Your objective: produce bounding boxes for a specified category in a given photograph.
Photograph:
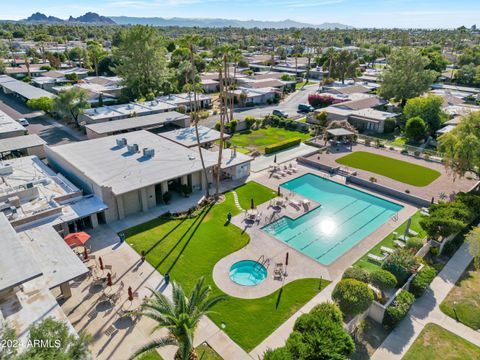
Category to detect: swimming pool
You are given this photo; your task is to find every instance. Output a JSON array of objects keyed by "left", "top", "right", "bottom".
[
  {"left": 229, "top": 260, "right": 268, "bottom": 286},
  {"left": 262, "top": 174, "right": 403, "bottom": 265}
]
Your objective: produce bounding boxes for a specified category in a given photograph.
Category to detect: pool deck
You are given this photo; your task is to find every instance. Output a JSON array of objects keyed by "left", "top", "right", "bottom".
[{"left": 213, "top": 162, "right": 417, "bottom": 299}]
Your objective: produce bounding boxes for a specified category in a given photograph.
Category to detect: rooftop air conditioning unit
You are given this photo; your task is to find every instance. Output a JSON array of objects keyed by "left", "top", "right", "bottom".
[
  {"left": 143, "top": 148, "right": 155, "bottom": 158},
  {"left": 127, "top": 104, "right": 134, "bottom": 110},
  {"left": 116, "top": 138, "right": 127, "bottom": 147},
  {"left": 127, "top": 143, "right": 139, "bottom": 153},
  {"left": 0, "top": 164, "right": 13, "bottom": 176}
]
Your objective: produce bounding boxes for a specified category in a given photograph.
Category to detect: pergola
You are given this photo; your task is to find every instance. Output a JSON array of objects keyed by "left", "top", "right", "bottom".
[{"left": 325, "top": 128, "right": 356, "bottom": 150}]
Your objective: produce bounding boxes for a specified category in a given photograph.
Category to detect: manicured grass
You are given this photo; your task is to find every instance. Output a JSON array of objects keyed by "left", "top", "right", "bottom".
[
  {"left": 440, "top": 263, "right": 480, "bottom": 330},
  {"left": 228, "top": 127, "right": 310, "bottom": 154},
  {"left": 295, "top": 81, "right": 308, "bottom": 89},
  {"left": 138, "top": 351, "right": 163, "bottom": 360},
  {"left": 402, "top": 323, "right": 480, "bottom": 360},
  {"left": 125, "top": 181, "right": 327, "bottom": 351},
  {"left": 354, "top": 211, "right": 426, "bottom": 273},
  {"left": 197, "top": 343, "right": 222, "bottom": 360},
  {"left": 336, "top": 151, "right": 441, "bottom": 187}
]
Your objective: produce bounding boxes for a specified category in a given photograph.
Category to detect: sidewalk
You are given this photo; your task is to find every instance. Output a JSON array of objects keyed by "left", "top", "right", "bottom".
[
  {"left": 41, "top": 116, "right": 86, "bottom": 141},
  {"left": 371, "top": 242, "right": 475, "bottom": 359}
]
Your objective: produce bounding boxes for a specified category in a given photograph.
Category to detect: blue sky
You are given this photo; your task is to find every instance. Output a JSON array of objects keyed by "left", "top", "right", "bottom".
[{"left": 2, "top": 0, "right": 479, "bottom": 28}]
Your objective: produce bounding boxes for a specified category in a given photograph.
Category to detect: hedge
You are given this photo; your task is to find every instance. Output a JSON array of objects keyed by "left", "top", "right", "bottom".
[
  {"left": 409, "top": 265, "right": 437, "bottom": 298},
  {"left": 265, "top": 138, "right": 302, "bottom": 154},
  {"left": 383, "top": 290, "right": 415, "bottom": 329},
  {"left": 342, "top": 267, "right": 370, "bottom": 283}
]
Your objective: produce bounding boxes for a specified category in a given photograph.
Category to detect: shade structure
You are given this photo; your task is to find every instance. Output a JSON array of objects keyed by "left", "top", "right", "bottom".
[
  {"left": 83, "top": 247, "right": 89, "bottom": 260},
  {"left": 128, "top": 286, "right": 133, "bottom": 301},
  {"left": 99, "top": 256, "right": 104, "bottom": 270},
  {"left": 107, "top": 273, "right": 112, "bottom": 286},
  {"left": 285, "top": 252, "right": 289, "bottom": 266},
  {"left": 64, "top": 232, "right": 91, "bottom": 247},
  {"left": 251, "top": 198, "right": 255, "bottom": 209},
  {"left": 277, "top": 186, "right": 281, "bottom": 197},
  {"left": 274, "top": 155, "right": 277, "bottom": 163}
]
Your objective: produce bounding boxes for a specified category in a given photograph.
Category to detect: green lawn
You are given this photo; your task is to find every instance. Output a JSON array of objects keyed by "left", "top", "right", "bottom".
[
  {"left": 138, "top": 351, "right": 163, "bottom": 360},
  {"left": 402, "top": 323, "right": 480, "bottom": 360},
  {"left": 440, "top": 264, "right": 480, "bottom": 330},
  {"left": 295, "top": 81, "right": 308, "bottom": 89},
  {"left": 336, "top": 151, "right": 441, "bottom": 187},
  {"left": 125, "top": 181, "right": 328, "bottom": 351},
  {"left": 354, "top": 211, "right": 426, "bottom": 273},
  {"left": 197, "top": 343, "right": 222, "bottom": 360},
  {"left": 228, "top": 127, "right": 310, "bottom": 154}
]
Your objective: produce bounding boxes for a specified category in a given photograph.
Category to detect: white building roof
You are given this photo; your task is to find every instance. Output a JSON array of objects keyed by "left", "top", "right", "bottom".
[
  {"left": 0, "top": 134, "right": 46, "bottom": 153},
  {"left": 18, "top": 225, "right": 88, "bottom": 289},
  {"left": 0, "top": 213, "right": 42, "bottom": 292},
  {"left": 48, "top": 130, "right": 218, "bottom": 195},
  {"left": 0, "top": 109, "right": 26, "bottom": 135},
  {"left": 220, "top": 148, "right": 253, "bottom": 169},
  {"left": 350, "top": 108, "right": 398, "bottom": 121},
  {"left": 0, "top": 75, "right": 56, "bottom": 100},
  {"left": 158, "top": 125, "right": 229, "bottom": 148},
  {"left": 85, "top": 111, "right": 188, "bottom": 135}
]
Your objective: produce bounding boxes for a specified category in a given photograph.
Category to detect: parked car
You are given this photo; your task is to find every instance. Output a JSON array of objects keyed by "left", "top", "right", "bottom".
[
  {"left": 272, "top": 109, "right": 289, "bottom": 118},
  {"left": 298, "top": 103, "right": 314, "bottom": 113},
  {"left": 17, "top": 118, "right": 29, "bottom": 127}
]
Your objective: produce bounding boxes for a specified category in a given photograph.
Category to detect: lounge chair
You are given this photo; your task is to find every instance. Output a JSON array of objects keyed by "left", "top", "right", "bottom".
[
  {"left": 408, "top": 229, "right": 418, "bottom": 236},
  {"left": 277, "top": 171, "right": 287, "bottom": 177},
  {"left": 272, "top": 173, "right": 281, "bottom": 179},
  {"left": 380, "top": 246, "right": 395, "bottom": 254},
  {"left": 421, "top": 207, "right": 430, "bottom": 213},
  {"left": 368, "top": 253, "right": 386, "bottom": 263},
  {"left": 394, "top": 240, "right": 406, "bottom": 248},
  {"left": 290, "top": 199, "right": 301, "bottom": 207},
  {"left": 398, "top": 235, "right": 409, "bottom": 242},
  {"left": 421, "top": 211, "right": 430, "bottom": 216}
]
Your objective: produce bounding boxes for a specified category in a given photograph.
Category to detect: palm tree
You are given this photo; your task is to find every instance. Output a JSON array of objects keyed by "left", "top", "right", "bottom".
[
  {"left": 180, "top": 35, "right": 211, "bottom": 198},
  {"left": 129, "top": 277, "right": 226, "bottom": 360},
  {"left": 292, "top": 30, "right": 302, "bottom": 76}
]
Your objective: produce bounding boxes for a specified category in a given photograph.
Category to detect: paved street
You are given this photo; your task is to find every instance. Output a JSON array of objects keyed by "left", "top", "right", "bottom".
[
  {"left": 0, "top": 91, "right": 83, "bottom": 145},
  {"left": 201, "top": 83, "right": 319, "bottom": 127}
]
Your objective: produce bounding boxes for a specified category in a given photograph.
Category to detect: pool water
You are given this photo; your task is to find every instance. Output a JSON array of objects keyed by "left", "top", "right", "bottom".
[
  {"left": 229, "top": 260, "right": 268, "bottom": 286},
  {"left": 262, "top": 174, "right": 403, "bottom": 265}
]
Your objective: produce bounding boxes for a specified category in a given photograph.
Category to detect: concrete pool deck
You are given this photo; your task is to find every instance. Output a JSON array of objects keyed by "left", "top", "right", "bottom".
[{"left": 212, "top": 164, "right": 417, "bottom": 299}]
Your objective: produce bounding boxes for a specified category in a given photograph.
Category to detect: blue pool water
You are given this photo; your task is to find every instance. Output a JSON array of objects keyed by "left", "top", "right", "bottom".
[
  {"left": 262, "top": 174, "right": 403, "bottom": 265},
  {"left": 229, "top": 260, "right": 268, "bottom": 286}
]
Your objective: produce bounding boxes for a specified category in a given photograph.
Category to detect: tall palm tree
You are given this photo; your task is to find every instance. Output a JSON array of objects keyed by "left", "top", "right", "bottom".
[
  {"left": 292, "top": 30, "right": 302, "bottom": 76},
  {"left": 130, "top": 277, "right": 226, "bottom": 360},
  {"left": 180, "top": 35, "right": 211, "bottom": 198}
]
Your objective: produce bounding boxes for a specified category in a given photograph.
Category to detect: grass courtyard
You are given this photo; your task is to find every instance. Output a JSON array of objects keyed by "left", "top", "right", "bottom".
[
  {"left": 335, "top": 151, "right": 441, "bottom": 187},
  {"left": 125, "top": 181, "right": 328, "bottom": 351},
  {"left": 354, "top": 210, "right": 426, "bottom": 273},
  {"left": 440, "top": 264, "right": 480, "bottom": 331},
  {"left": 402, "top": 323, "right": 480, "bottom": 360},
  {"left": 228, "top": 127, "right": 310, "bottom": 154}
]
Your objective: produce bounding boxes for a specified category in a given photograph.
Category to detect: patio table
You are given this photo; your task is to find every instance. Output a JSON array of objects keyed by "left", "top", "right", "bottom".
[{"left": 103, "top": 284, "right": 121, "bottom": 299}]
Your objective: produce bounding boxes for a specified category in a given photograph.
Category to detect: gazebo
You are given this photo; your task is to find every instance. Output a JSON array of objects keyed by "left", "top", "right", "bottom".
[{"left": 325, "top": 128, "right": 356, "bottom": 150}]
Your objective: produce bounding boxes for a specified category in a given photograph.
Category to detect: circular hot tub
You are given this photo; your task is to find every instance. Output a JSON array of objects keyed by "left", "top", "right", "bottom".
[{"left": 229, "top": 260, "right": 267, "bottom": 286}]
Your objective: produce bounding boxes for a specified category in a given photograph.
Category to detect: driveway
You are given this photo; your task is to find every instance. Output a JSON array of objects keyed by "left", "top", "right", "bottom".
[
  {"left": 202, "top": 84, "right": 319, "bottom": 128},
  {"left": 0, "top": 91, "right": 83, "bottom": 145}
]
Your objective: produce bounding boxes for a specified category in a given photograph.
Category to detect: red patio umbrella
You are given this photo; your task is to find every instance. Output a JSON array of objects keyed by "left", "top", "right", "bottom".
[
  {"left": 128, "top": 286, "right": 134, "bottom": 301},
  {"left": 99, "top": 256, "right": 104, "bottom": 270},
  {"left": 107, "top": 273, "right": 112, "bottom": 286},
  {"left": 83, "top": 247, "right": 89, "bottom": 260},
  {"left": 285, "top": 252, "right": 289, "bottom": 266},
  {"left": 64, "top": 232, "right": 91, "bottom": 247}
]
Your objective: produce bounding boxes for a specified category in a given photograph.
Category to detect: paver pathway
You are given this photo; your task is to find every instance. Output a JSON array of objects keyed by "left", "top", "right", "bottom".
[
  {"left": 231, "top": 190, "right": 244, "bottom": 211},
  {"left": 371, "top": 242, "right": 477, "bottom": 360}
]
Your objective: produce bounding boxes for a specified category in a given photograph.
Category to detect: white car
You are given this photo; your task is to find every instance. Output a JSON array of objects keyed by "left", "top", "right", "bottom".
[{"left": 17, "top": 118, "right": 29, "bottom": 127}]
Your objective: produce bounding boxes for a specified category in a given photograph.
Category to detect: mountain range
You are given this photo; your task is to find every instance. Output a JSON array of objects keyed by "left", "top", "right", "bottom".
[
  {"left": 22, "top": 12, "right": 351, "bottom": 29},
  {"left": 110, "top": 16, "right": 351, "bottom": 29},
  {"left": 24, "top": 12, "right": 116, "bottom": 24}
]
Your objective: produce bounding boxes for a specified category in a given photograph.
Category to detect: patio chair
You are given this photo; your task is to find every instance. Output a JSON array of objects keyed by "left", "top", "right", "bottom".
[
  {"left": 104, "top": 324, "right": 117, "bottom": 337},
  {"left": 290, "top": 199, "right": 301, "bottom": 208},
  {"left": 398, "top": 235, "right": 409, "bottom": 242},
  {"left": 272, "top": 173, "right": 281, "bottom": 179},
  {"left": 368, "top": 253, "right": 386, "bottom": 263},
  {"left": 104, "top": 264, "right": 113, "bottom": 270},
  {"left": 394, "top": 240, "right": 406, "bottom": 248},
  {"left": 408, "top": 229, "right": 419, "bottom": 237},
  {"left": 380, "top": 246, "right": 395, "bottom": 254},
  {"left": 421, "top": 211, "right": 430, "bottom": 217}
]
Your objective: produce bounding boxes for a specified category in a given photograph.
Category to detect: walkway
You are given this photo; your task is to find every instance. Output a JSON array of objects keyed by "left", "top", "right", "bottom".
[{"left": 371, "top": 242, "right": 477, "bottom": 360}]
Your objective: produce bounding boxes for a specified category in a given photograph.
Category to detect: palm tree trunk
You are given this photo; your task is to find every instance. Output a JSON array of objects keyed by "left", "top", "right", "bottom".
[
  {"left": 215, "top": 68, "right": 225, "bottom": 199},
  {"left": 189, "top": 44, "right": 210, "bottom": 198}
]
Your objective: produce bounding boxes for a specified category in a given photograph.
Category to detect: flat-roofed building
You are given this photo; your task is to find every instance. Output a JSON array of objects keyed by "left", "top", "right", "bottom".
[
  {"left": 158, "top": 125, "right": 230, "bottom": 148},
  {"left": 0, "top": 156, "right": 107, "bottom": 234},
  {"left": 0, "top": 134, "right": 46, "bottom": 159},
  {"left": 85, "top": 111, "right": 190, "bottom": 139},
  {"left": 45, "top": 131, "right": 219, "bottom": 222},
  {"left": 0, "top": 110, "right": 27, "bottom": 139},
  {"left": 0, "top": 75, "right": 56, "bottom": 102}
]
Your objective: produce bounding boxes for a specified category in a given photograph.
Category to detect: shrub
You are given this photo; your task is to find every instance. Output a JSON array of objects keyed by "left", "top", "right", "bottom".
[
  {"left": 405, "top": 116, "right": 427, "bottom": 142},
  {"left": 383, "top": 290, "right": 415, "bottom": 329},
  {"left": 214, "top": 122, "right": 221, "bottom": 131},
  {"left": 409, "top": 265, "right": 437, "bottom": 298},
  {"left": 307, "top": 94, "right": 338, "bottom": 108},
  {"left": 369, "top": 269, "right": 397, "bottom": 292},
  {"left": 225, "top": 119, "right": 238, "bottom": 133},
  {"left": 382, "top": 249, "right": 418, "bottom": 285},
  {"left": 342, "top": 267, "right": 369, "bottom": 283},
  {"left": 369, "top": 176, "right": 377, "bottom": 183},
  {"left": 406, "top": 237, "right": 424, "bottom": 252},
  {"left": 245, "top": 116, "right": 256, "bottom": 129},
  {"left": 332, "top": 279, "right": 374, "bottom": 316},
  {"left": 264, "top": 138, "right": 302, "bottom": 154},
  {"left": 27, "top": 97, "right": 54, "bottom": 113}
]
